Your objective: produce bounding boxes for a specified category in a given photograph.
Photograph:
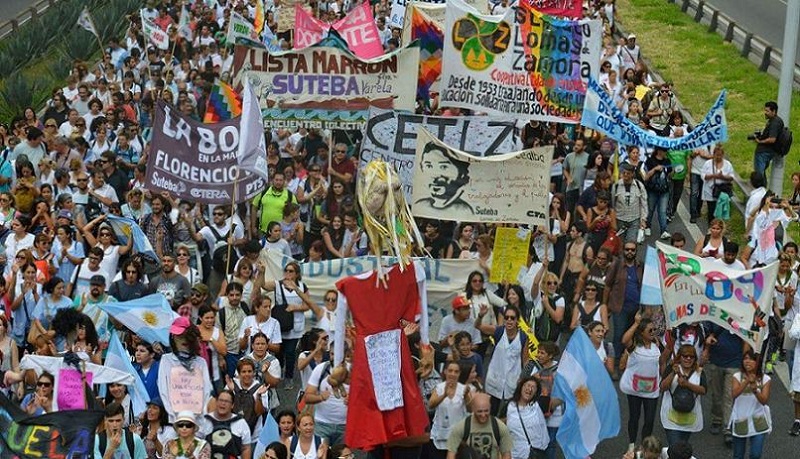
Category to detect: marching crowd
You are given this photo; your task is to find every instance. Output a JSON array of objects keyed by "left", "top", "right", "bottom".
[{"left": 0, "top": 1, "right": 797, "bottom": 459}]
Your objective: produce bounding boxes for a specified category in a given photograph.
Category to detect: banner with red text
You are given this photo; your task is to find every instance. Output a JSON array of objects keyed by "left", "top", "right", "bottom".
[
  {"left": 232, "top": 44, "right": 419, "bottom": 120},
  {"left": 525, "top": 0, "right": 583, "bottom": 18},
  {"left": 656, "top": 242, "right": 778, "bottom": 350},
  {"left": 440, "top": 0, "right": 601, "bottom": 123}
]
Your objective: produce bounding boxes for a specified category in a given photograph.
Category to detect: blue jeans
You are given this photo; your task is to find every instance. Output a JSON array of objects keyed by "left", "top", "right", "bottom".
[
  {"left": 754, "top": 150, "right": 774, "bottom": 177},
  {"left": 732, "top": 433, "right": 766, "bottom": 459},
  {"left": 690, "top": 173, "right": 703, "bottom": 219},
  {"left": 664, "top": 428, "right": 692, "bottom": 447},
  {"left": 788, "top": 349, "right": 795, "bottom": 383},
  {"left": 277, "top": 338, "right": 299, "bottom": 380},
  {"left": 545, "top": 426, "right": 558, "bottom": 459},
  {"left": 315, "top": 420, "right": 346, "bottom": 446},
  {"left": 646, "top": 190, "right": 669, "bottom": 233},
  {"left": 224, "top": 353, "right": 240, "bottom": 379}
]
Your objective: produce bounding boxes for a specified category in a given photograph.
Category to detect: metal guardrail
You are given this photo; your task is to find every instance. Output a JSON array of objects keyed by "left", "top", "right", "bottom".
[
  {"left": 670, "top": 0, "right": 800, "bottom": 89},
  {"left": 0, "top": 0, "right": 63, "bottom": 41}
]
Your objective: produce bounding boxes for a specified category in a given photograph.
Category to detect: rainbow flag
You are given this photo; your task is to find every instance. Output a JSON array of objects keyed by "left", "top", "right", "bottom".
[
  {"left": 254, "top": 0, "right": 265, "bottom": 34},
  {"left": 203, "top": 81, "right": 243, "bottom": 123},
  {"left": 410, "top": 7, "right": 443, "bottom": 104}
]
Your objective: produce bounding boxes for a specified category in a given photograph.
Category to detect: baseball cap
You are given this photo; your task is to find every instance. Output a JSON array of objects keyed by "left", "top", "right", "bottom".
[
  {"left": 452, "top": 295, "right": 471, "bottom": 310},
  {"left": 89, "top": 275, "right": 106, "bottom": 286},
  {"left": 628, "top": 34, "right": 636, "bottom": 39},
  {"left": 191, "top": 283, "right": 209, "bottom": 296},
  {"left": 170, "top": 316, "right": 191, "bottom": 335},
  {"left": 175, "top": 410, "right": 196, "bottom": 425},
  {"left": 57, "top": 209, "right": 73, "bottom": 221}
]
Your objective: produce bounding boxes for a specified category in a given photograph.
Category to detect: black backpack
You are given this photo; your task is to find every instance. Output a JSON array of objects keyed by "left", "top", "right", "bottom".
[
  {"left": 233, "top": 382, "right": 262, "bottom": 433},
  {"left": 670, "top": 380, "right": 698, "bottom": 413},
  {"left": 777, "top": 126, "right": 793, "bottom": 157},
  {"left": 457, "top": 415, "right": 502, "bottom": 459},
  {"left": 205, "top": 414, "right": 244, "bottom": 459},
  {"left": 645, "top": 167, "right": 669, "bottom": 193},
  {"left": 272, "top": 280, "right": 298, "bottom": 332},
  {"left": 209, "top": 225, "right": 240, "bottom": 274},
  {"left": 535, "top": 294, "right": 562, "bottom": 342}
]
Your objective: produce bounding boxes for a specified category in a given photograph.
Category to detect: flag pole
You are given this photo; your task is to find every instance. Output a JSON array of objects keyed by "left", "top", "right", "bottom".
[{"left": 225, "top": 168, "right": 240, "bottom": 276}]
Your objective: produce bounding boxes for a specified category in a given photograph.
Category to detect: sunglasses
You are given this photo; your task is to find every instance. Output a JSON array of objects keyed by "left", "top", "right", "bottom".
[
  {"left": 546, "top": 281, "right": 557, "bottom": 285},
  {"left": 37, "top": 381, "right": 52, "bottom": 387},
  {"left": 175, "top": 422, "right": 194, "bottom": 429},
  {"left": 213, "top": 212, "right": 225, "bottom": 216},
  {"left": 585, "top": 287, "right": 597, "bottom": 292},
  {"left": 177, "top": 253, "right": 189, "bottom": 257},
  {"left": 46, "top": 124, "right": 57, "bottom": 128},
  {"left": 505, "top": 315, "right": 518, "bottom": 320},
  {"left": 325, "top": 297, "right": 337, "bottom": 302},
  {"left": 680, "top": 354, "right": 696, "bottom": 359},
  {"left": 77, "top": 178, "right": 88, "bottom": 182}
]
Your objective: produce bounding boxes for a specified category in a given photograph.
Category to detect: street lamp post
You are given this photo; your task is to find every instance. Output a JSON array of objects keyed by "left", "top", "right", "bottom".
[{"left": 770, "top": 0, "right": 800, "bottom": 194}]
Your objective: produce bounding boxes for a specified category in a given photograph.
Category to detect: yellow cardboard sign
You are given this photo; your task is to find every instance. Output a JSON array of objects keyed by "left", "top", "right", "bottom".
[{"left": 489, "top": 227, "right": 531, "bottom": 284}]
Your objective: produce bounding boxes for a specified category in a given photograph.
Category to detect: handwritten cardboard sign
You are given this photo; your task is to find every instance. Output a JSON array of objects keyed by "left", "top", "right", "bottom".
[
  {"left": 490, "top": 227, "right": 532, "bottom": 283},
  {"left": 57, "top": 368, "right": 93, "bottom": 410},
  {"left": 169, "top": 365, "right": 205, "bottom": 414}
]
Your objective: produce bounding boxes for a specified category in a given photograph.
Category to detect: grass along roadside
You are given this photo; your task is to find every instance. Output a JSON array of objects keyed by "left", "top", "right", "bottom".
[{"left": 616, "top": 0, "right": 800, "bottom": 241}]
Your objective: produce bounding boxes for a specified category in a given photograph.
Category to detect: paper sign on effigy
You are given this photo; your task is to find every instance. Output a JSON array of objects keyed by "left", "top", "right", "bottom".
[
  {"left": 412, "top": 128, "right": 550, "bottom": 226},
  {"left": 57, "top": 369, "right": 93, "bottom": 410},
  {"left": 169, "top": 365, "right": 205, "bottom": 414}
]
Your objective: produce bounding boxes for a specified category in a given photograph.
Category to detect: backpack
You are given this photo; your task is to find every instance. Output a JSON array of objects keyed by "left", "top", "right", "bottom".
[
  {"left": 209, "top": 225, "right": 240, "bottom": 274},
  {"left": 776, "top": 126, "right": 793, "bottom": 157},
  {"left": 670, "top": 371, "right": 699, "bottom": 413},
  {"left": 297, "top": 361, "right": 332, "bottom": 413},
  {"left": 457, "top": 415, "right": 502, "bottom": 459},
  {"left": 535, "top": 294, "right": 562, "bottom": 342},
  {"left": 98, "top": 430, "right": 136, "bottom": 458},
  {"left": 272, "top": 280, "right": 297, "bottom": 333},
  {"left": 645, "top": 167, "right": 669, "bottom": 193},
  {"left": 205, "top": 414, "right": 244, "bottom": 459},
  {"left": 289, "top": 434, "right": 322, "bottom": 457},
  {"left": 576, "top": 302, "right": 596, "bottom": 328},
  {"left": 233, "top": 382, "right": 262, "bottom": 433}
]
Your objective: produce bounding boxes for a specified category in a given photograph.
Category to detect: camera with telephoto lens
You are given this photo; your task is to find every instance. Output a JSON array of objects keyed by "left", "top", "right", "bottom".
[{"left": 747, "top": 131, "right": 762, "bottom": 141}]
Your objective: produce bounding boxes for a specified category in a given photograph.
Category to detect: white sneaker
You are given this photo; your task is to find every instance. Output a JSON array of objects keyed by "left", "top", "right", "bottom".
[
  {"left": 644, "top": 228, "right": 651, "bottom": 236},
  {"left": 661, "top": 231, "right": 671, "bottom": 240}
]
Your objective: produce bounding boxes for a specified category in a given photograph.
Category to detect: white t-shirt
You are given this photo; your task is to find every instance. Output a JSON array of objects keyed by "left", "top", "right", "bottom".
[
  {"left": 307, "top": 362, "right": 348, "bottom": 425},
  {"left": 238, "top": 315, "right": 283, "bottom": 354}
]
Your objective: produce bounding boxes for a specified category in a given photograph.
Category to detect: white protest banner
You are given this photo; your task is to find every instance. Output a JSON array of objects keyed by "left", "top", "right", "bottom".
[
  {"left": 656, "top": 242, "right": 777, "bottom": 350},
  {"left": 391, "top": 0, "right": 487, "bottom": 29},
  {"left": 145, "top": 101, "right": 266, "bottom": 204},
  {"left": 412, "top": 128, "right": 550, "bottom": 226},
  {"left": 262, "top": 250, "right": 480, "bottom": 341},
  {"left": 360, "top": 108, "right": 520, "bottom": 199},
  {"left": 228, "top": 11, "right": 256, "bottom": 45},
  {"left": 232, "top": 44, "right": 419, "bottom": 120},
  {"left": 582, "top": 78, "right": 728, "bottom": 150},
  {"left": 142, "top": 17, "right": 169, "bottom": 50},
  {"left": 440, "top": 0, "right": 602, "bottom": 123}
]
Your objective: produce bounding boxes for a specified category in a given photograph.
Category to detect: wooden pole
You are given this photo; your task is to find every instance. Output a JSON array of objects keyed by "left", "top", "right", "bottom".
[{"left": 224, "top": 168, "right": 240, "bottom": 276}]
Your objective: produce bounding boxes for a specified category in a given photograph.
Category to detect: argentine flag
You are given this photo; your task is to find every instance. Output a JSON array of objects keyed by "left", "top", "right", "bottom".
[
  {"left": 105, "top": 330, "right": 150, "bottom": 417},
  {"left": 99, "top": 294, "right": 179, "bottom": 346},
  {"left": 105, "top": 215, "right": 160, "bottom": 265},
  {"left": 553, "top": 327, "right": 620, "bottom": 459}
]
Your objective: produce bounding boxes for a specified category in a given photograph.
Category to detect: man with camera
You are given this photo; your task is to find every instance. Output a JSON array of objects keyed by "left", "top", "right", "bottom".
[{"left": 751, "top": 101, "right": 785, "bottom": 176}]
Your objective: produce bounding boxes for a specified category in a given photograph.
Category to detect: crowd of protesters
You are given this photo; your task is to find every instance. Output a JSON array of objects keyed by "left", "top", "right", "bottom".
[{"left": 0, "top": 1, "right": 797, "bottom": 459}]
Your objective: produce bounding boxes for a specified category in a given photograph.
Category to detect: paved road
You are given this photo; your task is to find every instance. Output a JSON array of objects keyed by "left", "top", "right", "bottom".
[
  {"left": 0, "top": 0, "right": 41, "bottom": 23},
  {"left": 707, "top": 0, "right": 800, "bottom": 68}
]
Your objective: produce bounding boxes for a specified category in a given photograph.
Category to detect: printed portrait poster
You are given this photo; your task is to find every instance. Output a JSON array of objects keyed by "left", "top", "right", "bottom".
[
  {"left": 440, "top": 0, "right": 602, "bottom": 123},
  {"left": 411, "top": 128, "right": 550, "bottom": 226},
  {"left": 656, "top": 242, "right": 778, "bottom": 350}
]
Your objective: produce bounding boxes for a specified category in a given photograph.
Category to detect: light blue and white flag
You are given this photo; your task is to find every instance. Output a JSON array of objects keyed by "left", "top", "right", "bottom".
[
  {"left": 253, "top": 412, "right": 280, "bottom": 459},
  {"left": 553, "top": 327, "right": 620, "bottom": 459},
  {"left": 640, "top": 245, "right": 663, "bottom": 305},
  {"left": 105, "top": 329, "right": 150, "bottom": 416},
  {"left": 99, "top": 294, "right": 178, "bottom": 346},
  {"left": 582, "top": 77, "right": 727, "bottom": 150},
  {"left": 105, "top": 215, "right": 159, "bottom": 264}
]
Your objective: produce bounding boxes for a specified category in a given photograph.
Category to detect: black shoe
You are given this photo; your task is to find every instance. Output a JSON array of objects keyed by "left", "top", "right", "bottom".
[
  {"left": 710, "top": 424, "right": 722, "bottom": 435},
  {"left": 790, "top": 421, "right": 800, "bottom": 436},
  {"left": 724, "top": 433, "right": 733, "bottom": 447}
]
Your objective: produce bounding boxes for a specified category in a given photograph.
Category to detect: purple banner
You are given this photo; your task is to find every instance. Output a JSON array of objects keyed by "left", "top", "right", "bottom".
[{"left": 146, "top": 101, "right": 266, "bottom": 204}]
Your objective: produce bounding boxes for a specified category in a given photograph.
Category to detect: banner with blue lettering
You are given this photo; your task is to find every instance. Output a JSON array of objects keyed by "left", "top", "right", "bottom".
[
  {"left": 262, "top": 249, "right": 480, "bottom": 340},
  {"left": 656, "top": 242, "right": 777, "bottom": 349},
  {"left": 582, "top": 78, "right": 727, "bottom": 150}
]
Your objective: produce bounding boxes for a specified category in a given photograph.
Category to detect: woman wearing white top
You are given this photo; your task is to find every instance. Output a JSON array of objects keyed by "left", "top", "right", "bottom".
[
  {"left": 284, "top": 412, "right": 327, "bottom": 459},
  {"left": 660, "top": 344, "right": 706, "bottom": 447},
  {"left": 263, "top": 261, "right": 321, "bottom": 388},
  {"left": 82, "top": 215, "right": 133, "bottom": 282},
  {"left": 620, "top": 317, "right": 666, "bottom": 451},
  {"left": 429, "top": 361, "right": 471, "bottom": 457},
  {"left": 587, "top": 320, "right": 614, "bottom": 375},
  {"left": 730, "top": 350, "right": 772, "bottom": 459},
  {"left": 506, "top": 376, "right": 549, "bottom": 459}
]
